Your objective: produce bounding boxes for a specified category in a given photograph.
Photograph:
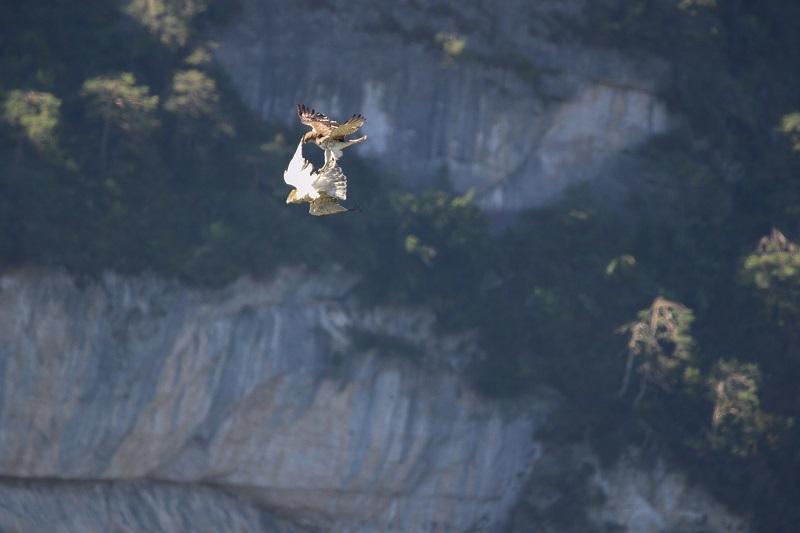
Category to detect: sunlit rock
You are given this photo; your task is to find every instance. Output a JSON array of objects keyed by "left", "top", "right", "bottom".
[{"left": 215, "top": 0, "right": 671, "bottom": 213}]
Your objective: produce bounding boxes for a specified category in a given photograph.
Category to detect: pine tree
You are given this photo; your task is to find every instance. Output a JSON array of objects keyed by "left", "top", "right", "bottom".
[
  {"left": 80, "top": 73, "right": 159, "bottom": 171},
  {"left": 2, "top": 89, "right": 60, "bottom": 166}
]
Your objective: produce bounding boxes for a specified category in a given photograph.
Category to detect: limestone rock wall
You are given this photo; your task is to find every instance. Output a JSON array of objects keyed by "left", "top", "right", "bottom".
[
  {"left": 0, "top": 479, "right": 302, "bottom": 533},
  {"left": 0, "top": 269, "right": 547, "bottom": 532},
  {"left": 215, "top": 0, "right": 671, "bottom": 212}
]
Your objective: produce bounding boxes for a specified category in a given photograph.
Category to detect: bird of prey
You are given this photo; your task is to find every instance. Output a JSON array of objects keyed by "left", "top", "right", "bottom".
[
  {"left": 297, "top": 104, "right": 367, "bottom": 162},
  {"left": 283, "top": 140, "right": 353, "bottom": 216}
]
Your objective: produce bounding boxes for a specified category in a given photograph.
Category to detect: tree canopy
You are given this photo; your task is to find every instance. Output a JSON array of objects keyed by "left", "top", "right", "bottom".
[{"left": 3, "top": 90, "right": 61, "bottom": 152}]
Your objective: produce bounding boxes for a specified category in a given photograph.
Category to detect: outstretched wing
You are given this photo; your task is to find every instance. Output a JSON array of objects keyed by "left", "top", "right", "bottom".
[
  {"left": 297, "top": 104, "right": 338, "bottom": 136},
  {"left": 309, "top": 194, "right": 349, "bottom": 216},
  {"left": 312, "top": 156, "right": 347, "bottom": 200},
  {"left": 283, "top": 140, "right": 315, "bottom": 189},
  {"left": 328, "top": 114, "right": 366, "bottom": 139}
]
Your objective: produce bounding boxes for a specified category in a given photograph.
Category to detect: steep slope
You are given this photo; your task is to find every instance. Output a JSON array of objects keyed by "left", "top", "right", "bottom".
[
  {"left": 0, "top": 269, "right": 547, "bottom": 531},
  {"left": 215, "top": 0, "right": 671, "bottom": 212}
]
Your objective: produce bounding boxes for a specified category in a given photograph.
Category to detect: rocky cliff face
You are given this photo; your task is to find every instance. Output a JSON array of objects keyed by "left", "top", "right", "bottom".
[
  {"left": 511, "top": 446, "right": 749, "bottom": 533},
  {"left": 215, "top": 0, "right": 671, "bottom": 212},
  {"left": 0, "top": 269, "right": 548, "bottom": 532},
  {"left": 0, "top": 269, "right": 749, "bottom": 532},
  {"left": 0, "top": 479, "right": 302, "bottom": 533}
]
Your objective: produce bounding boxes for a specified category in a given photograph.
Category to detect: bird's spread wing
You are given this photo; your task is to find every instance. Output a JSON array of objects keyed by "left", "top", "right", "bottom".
[
  {"left": 283, "top": 141, "right": 315, "bottom": 189},
  {"left": 328, "top": 114, "right": 365, "bottom": 139},
  {"left": 309, "top": 194, "right": 348, "bottom": 216},
  {"left": 312, "top": 156, "right": 347, "bottom": 200},
  {"left": 297, "top": 104, "right": 337, "bottom": 136}
]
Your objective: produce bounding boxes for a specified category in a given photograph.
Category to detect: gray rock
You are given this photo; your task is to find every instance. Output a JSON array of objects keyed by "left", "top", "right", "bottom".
[
  {"left": 215, "top": 0, "right": 671, "bottom": 213},
  {"left": 591, "top": 452, "right": 750, "bottom": 533},
  {"left": 510, "top": 445, "right": 750, "bottom": 533},
  {"left": 0, "top": 268, "right": 548, "bottom": 532},
  {"left": 0, "top": 479, "right": 303, "bottom": 533}
]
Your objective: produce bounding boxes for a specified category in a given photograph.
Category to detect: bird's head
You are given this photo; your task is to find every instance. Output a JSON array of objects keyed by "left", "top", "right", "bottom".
[
  {"left": 286, "top": 189, "right": 298, "bottom": 204},
  {"left": 301, "top": 131, "right": 315, "bottom": 144}
]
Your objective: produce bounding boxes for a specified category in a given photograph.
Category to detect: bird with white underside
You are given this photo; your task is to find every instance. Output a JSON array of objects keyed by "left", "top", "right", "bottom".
[
  {"left": 282, "top": 104, "right": 367, "bottom": 216},
  {"left": 283, "top": 140, "right": 357, "bottom": 216}
]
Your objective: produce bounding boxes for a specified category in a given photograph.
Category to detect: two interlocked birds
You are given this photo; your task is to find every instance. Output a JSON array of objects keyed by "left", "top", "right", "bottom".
[{"left": 283, "top": 104, "right": 367, "bottom": 216}]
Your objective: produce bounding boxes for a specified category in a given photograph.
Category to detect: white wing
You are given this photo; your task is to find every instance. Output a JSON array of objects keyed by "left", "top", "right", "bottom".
[
  {"left": 283, "top": 141, "right": 315, "bottom": 190},
  {"left": 312, "top": 156, "right": 347, "bottom": 200}
]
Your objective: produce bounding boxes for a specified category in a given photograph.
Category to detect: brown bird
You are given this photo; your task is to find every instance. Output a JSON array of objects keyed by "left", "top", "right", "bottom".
[{"left": 297, "top": 104, "right": 367, "bottom": 162}]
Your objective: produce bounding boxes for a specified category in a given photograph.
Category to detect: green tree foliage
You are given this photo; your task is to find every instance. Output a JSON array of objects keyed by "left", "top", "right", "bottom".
[
  {"left": 2, "top": 90, "right": 60, "bottom": 157},
  {"left": 184, "top": 45, "right": 214, "bottom": 66},
  {"left": 80, "top": 73, "right": 159, "bottom": 133},
  {"left": 618, "top": 298, "right": 698, "bottom": 405},
  {"left": 739, "top": 229, "right": 800, "bottom": 426},
  {"left": 163, "top": 68, "right": 223, "bottom": 150},
  {"left": 80, "top": 73, "right": 159, "bottom": 169},
  {"left": 708, "top": 359, "right": 769, "bottom": 457},
  {"left": 779, "top": 112, "right": 800, "bottom": 152},
  {"left": 0, "top": 1, "right": 292, "bottom": 279},
  {"left": 164, "top": 69, "right": 218, "bottom": 118},
  {"left": 741, "top": 229, "right": 800, "bottom": 319},
  {"left": 348, "top": 188, "right": 491, "bottom": 330},
  {"left": 125, "top": 0, "right": 210, "bottom": 47}
]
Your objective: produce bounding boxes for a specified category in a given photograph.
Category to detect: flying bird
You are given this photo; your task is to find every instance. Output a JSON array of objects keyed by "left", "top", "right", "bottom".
[
  {"left": 297, "top": 104, "right": 367, "bottom": 162},
  {"left": 283, "top": 140, "right": 353, "bottom": 216}
]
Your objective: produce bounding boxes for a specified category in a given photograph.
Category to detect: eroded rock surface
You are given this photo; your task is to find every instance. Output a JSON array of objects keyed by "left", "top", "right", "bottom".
[
  {"left": 0, "top": 268, "right": 547, "bottom": 532},
  {"left": 0, "top": 479, "right": 302, "bottom": 533},
  {"left": 215, "top": 0, "right": 670, "bottom": 212}
]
